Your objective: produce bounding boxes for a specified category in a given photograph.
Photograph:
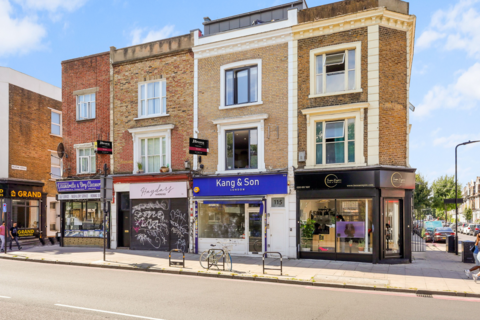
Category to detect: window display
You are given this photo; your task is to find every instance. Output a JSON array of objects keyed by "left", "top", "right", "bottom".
[
  {"left": 12, "top": 200, "right": 39, "bottom": 229},
  {"left": 64, "top": 201, "right": 104, "bottom": 237},
  {"left": 198, "top": 203, "right": 245, "bottom": 239},
  {"left": 300, "top": 199, "right": 373, "bottom": 254}
]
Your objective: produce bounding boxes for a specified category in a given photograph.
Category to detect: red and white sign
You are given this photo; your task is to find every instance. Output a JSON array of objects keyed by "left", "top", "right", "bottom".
[{"left": 129, "top": 182, "right": 187, "bottom": 199}]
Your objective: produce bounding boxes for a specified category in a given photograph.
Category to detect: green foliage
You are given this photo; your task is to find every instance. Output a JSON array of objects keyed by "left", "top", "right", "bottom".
[
  {"left": 464, "top": 207, "right": 473, "bottom": 222},
  {"left": 414, "top": 173, "right": 432, "bottom": 210},
  {"left": 300, "top": 219, "right": 315, "bottom": 240},
  {"left": 137, "top": 162, "right": 143, "bottom": 170},
  {"left": 431, "top": 175, "right": 462, "bottom": 212}
]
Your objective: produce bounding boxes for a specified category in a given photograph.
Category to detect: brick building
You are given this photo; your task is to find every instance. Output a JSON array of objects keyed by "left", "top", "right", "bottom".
[
  {"left": 0, "top": 67, "right": 62, "bottom": 241},
  {"left": 292, "top": 0, "right": 417, "bottom": 263},
  {"left": 191, "top": 1, "right": 305, "bottom": 257},
  {"left": 462, "top": 178, "right": 480, "bottom": 222},
  {"left": 109, "top": 33, "right": 195, "bottom": 251},
  {"left": 58, "top": 52, "right": 111, "bottom": 247}
]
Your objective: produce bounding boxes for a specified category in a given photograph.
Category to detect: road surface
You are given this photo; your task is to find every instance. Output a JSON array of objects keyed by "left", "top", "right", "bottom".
[{"left": 0, "top": 259, "right": 477, "bottom": 320}]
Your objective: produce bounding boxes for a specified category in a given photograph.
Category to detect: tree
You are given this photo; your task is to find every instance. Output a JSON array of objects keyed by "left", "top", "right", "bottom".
[
  {"left": 414, "top": 173, "right": 431, "bottom": 209},
  {"left": 431, "top": 175, "right": 462, "bottom": 213},
  {"left": 465, "top": 207, "right": 473, "bottom": 222}
]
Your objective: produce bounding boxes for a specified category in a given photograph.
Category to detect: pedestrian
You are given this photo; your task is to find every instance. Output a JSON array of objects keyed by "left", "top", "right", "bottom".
[
  {"left": 0, "top": 221, "right": 5, "bottom": 252},
  {"left": 9, "top": 222, "right": 22, "bottom": 251},
  {"left": 465, "top": 233, "right": 480, "bottom": 282}
]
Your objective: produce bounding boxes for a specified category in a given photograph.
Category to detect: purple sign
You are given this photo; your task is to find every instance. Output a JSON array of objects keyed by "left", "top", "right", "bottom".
[
  {"left": 336, "top": 221, "right": 365, "bottom": 238},
  {"left": 56, "top": 180, "right": 101, "bottom": 193}
]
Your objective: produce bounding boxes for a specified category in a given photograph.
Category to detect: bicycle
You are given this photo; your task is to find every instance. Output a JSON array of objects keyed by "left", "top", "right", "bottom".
[{"left": 199, "top": 241, "right": 236, "bottom": 271}]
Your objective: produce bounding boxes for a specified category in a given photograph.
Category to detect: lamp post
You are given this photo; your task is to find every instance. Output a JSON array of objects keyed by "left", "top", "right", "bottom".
[{"left": 455, "top": 140, "right": 480, "bottom": 255}]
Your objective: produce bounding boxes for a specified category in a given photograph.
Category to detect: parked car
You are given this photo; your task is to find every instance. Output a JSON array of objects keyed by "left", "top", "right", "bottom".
[
  {"left": 424, "top": 228, "right": 435, "bottom": 242},
  {"left": 468, "top": 224, "right": 480, "bottom": 236},
  {"left": 464, "top": 224, "right": 474, "bottom": 235},
  {"left": 461, "top": 223, "right": 469, "bottom": 234},
  {"left": 432, "top": 227, "right": 455, "bottom": 242}
]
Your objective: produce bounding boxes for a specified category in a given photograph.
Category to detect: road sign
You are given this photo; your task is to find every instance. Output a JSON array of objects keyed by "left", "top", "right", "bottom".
[{"left": 2, "top": 203, "right": 6, "bottom": 212}]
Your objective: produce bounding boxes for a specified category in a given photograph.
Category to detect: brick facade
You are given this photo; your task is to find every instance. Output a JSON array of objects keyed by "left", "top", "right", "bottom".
[
  {"left": 379, "top": 26, "right": 407, "bottom": 166},
  {"left": 297, "top": 28, "right": 369, "bottom": 166},
  {"left": 61, "top": 52, "right": 111, "bottom": 177},
  {"left": 112, "top": 50, "right": 195, "bottom": 173},
  {"left": 296, "top": 26, "right": 408, "bottom": 167},
  {"left": 8, "top": 84, "right": 62, "bottom": 197},
  {"left": 197, "top": 43, "right": 289, "bottom": 173}
]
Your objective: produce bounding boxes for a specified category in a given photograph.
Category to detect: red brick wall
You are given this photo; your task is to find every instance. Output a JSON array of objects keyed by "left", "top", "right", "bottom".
[
  {"left": 61, "top": 53, "right": 111, "bottom": 177},
  {"left": 112, "top": 51, "right": 194, "bottom": 173},
  {"left": 8, "top": 84, "right": 62, "bottom": 197}
]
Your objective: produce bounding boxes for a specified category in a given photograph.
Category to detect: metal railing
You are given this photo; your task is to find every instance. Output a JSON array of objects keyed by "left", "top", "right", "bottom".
[
  {"left": 169, "top": 249, "right": 185, "bottom": 268},
  {"left": 262, "top": 252, "right": 282, "bottom": 276},
  {"left": 411, "top": 233, "right": 426, "bottom": 252},
  {"left": 207, "top": 249, "right": 225, "bottom": 271}
]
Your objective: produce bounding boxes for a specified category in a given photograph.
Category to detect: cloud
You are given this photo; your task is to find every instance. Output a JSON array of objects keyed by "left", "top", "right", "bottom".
[
  {"left": 12, "top": 0, "right": 88, "bottom": 12},
  {"left": 433, "top": 133, "right": 480, "bottom": 148},
  {"left": 416, "top": 63, "right": 480, "bottom": 117},
  {"left": 130, "top": 25, "right": 178, "bottom": 45},
  {"left": 416, "top": 0, "right": 480, "bottom": 57},
  {"left": 0, "top": 0, "right": 46, "bottom": 57}
]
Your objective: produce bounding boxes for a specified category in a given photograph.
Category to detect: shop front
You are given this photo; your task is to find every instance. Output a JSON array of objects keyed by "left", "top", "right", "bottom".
[
  {"left": 295, "top": 168, "right": 415, "bottom": 264},
  {"left": 56, "top": 179, "right": 106, "bottom": 247},
  {"left": 193, "top": 173, "right": 289, "bottom": 256},
  {"left": 112, "top": 174, "right": 190, "bottom": 252}
]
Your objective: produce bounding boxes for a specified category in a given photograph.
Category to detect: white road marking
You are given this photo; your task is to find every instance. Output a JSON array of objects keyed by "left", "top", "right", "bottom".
[
  {"left": 0, "top": 296, "right": 11, "bottom": 299},
  {"left": 54, "top": 304, "right": 166, "bottom": 320}
]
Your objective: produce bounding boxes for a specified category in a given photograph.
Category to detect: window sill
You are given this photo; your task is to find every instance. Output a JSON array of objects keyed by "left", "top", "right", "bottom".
[
  {"left": 215, "top": 168, "right": 265, "bottom": 175},
  {"left": 50, "top": 134, "right": 62, "bottom": 138},
  {"left": 309, "top": 89, "right": 363, "bottom": 99},
  {"left": 134, "top": 114, "right": 170, "bottom": 120},
  {"left": 76, "top": 118, "right": 96, "bottom": 122},
  {"left": 219, "top": 101, "right": 263, "bottom": 110},
  {"left": 304, "top": 162, "right": 367, "bottom": 169}
]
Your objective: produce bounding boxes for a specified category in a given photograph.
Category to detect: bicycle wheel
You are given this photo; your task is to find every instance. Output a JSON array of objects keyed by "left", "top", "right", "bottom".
[
  {"left": 224, "top": 252, "right": 232, "bottom": 272},
  {"left": 199, "top": 250, "right": 209, "bottom": 269}
]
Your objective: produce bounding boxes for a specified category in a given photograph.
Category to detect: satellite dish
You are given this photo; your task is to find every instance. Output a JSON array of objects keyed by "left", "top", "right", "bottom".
[{"left": 57, "top": 143, "right": 65, "bottom": 159}]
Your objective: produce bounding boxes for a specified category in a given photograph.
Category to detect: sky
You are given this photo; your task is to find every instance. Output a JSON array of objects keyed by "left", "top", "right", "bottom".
[{"left": 0, "top": 0, "right": 479, "bottom": 186}]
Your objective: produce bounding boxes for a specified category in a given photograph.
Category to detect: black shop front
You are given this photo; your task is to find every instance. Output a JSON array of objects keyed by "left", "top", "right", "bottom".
[
  {"left": 0, "top": 179, "right": 46, "bottom": 245},
  {"left": 295, "top": 167, "right": 415, "bottom": 264}
]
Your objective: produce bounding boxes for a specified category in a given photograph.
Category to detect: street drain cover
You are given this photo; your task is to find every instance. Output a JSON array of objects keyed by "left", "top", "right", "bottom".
[{"left": 416, "top": 294, "right": 433, "bottom": 298}]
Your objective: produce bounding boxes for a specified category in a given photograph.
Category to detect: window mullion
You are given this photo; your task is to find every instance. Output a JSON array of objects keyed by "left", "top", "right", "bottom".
[
  {"left": 323, "top": 122, "right": 326, "bottom": 165},
  {"left": 344, "top": 120, "right": 348, "bottom": 164},
  {"left": 323, "top": 54, "right": 326, "bottom": 94},
  {"left": 345, "top": 50, "right": 348, "bottom": 92}
]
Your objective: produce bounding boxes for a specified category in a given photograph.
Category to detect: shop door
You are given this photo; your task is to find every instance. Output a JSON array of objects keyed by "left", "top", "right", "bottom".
[
  {"left": 248, "top": 207, "right": 263, "bottom": 254},
  {"left": 118, "top": 193, "right": 131, "bottom": 248},
  {"left": 383, "top": 199, "right": 403, "bottom": 258}
]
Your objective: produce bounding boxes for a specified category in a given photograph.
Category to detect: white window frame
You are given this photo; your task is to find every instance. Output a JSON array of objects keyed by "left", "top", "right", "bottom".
[
  {"left": 309, "top": 42, "right": 362, "bottom": 98},
  {"left": 50, "top": 151, "right": 62, "bottom": 180},
  {"left": 212, "top": 114, "right": 267, "bottom": 174},
  {"left": 74, "top": 143, "right": 96, "bottom": 174},
  {"left": 315, "top": 119, "right": 356, "bottom": 166},
  {"left": 302, "top": 103, "right": 368, "bottom": 169},
  {"left": 219, "top": 59, "right": 263, "bottom": 110},
  {"left": 128, "top": 124, "right": 174, "bottom": 174},
  {"left": 76, "top": 93, "right": 96, "bottom": 120},
  {"left": 136, "top": 80, "right": 168, "bottom": 119},
  {"left": 50, "top": 109, "right": 62, "bottom": 136},
  {"left": 139, "top": 137, "right": 168, "bottom": 173}
]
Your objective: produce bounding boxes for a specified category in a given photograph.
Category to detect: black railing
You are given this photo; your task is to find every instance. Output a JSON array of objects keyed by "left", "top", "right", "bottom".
[
  {"left": 169, "top": 249, "right": 185, "bottom": 268},
  {"left": 263, "top": 252, "right": 282, "bottom": 275}
]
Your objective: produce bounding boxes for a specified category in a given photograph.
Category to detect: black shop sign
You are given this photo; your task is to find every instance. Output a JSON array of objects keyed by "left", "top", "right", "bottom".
[
  {"left": 95, "top": 140, "right": 113, "bottom": 155},
  {"left": 189, "top": 138, "right": 209, "bottom": 155}
]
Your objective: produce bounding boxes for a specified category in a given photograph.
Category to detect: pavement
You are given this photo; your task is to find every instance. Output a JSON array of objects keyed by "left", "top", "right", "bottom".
[
  {"left": 1, "top": 258, "right": 478, "bottom": 320},
  {"left": 1, "top": 235, "right": 480, "bottom": 298}
]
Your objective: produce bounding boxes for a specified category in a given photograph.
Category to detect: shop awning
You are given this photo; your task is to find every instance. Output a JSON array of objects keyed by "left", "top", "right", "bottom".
[{"left": 203, "top": 200, "right": 262, "bottom": 205}]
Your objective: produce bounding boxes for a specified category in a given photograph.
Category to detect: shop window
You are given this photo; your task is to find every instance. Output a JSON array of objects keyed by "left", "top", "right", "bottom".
[
  {"left": 77, "top": 147, "right": 96, "bottom": 174},
  {"left": 225, "top": 65, "right": 258, "bottom": 106},
  {"left": 225, "top": 128, "right": 258, "bottom": 170},
  {"left": 138, "top": 81, "right": 167, "bottom": 118},
  {"left": 12, "top": 200, "right": 39, "bottom": 229},
  {"left": 51, "top": 152, "right": 62, "bottom": 179},
  {"left": 198, "top": 203, "right": 245, "bottom": 239},
  {"left": 64, "top": 201, "right": 104, "bottom": 237},
  {"left": 299, "top": 199, "right": 373, "bottom": 254},
  {"left": 51, "top": 111, "right": 61, "bottom": 136},
  {"left": 77, "top": 93, "right": 96, "bottom": 120},
  {"left": 140, "top": 137, "right": 167, "bottom": 173},
  {"left": 315, "top": 119, "right": 355, "bottom": 165},
  {"left": 310, "top": 42, "right": 361, "bottom": 98}
]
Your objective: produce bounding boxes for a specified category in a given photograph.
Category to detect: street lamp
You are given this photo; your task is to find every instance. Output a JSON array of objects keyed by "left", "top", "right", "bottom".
[{"left": 455, "top": 140, "right": 480, "bottom": 255}]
